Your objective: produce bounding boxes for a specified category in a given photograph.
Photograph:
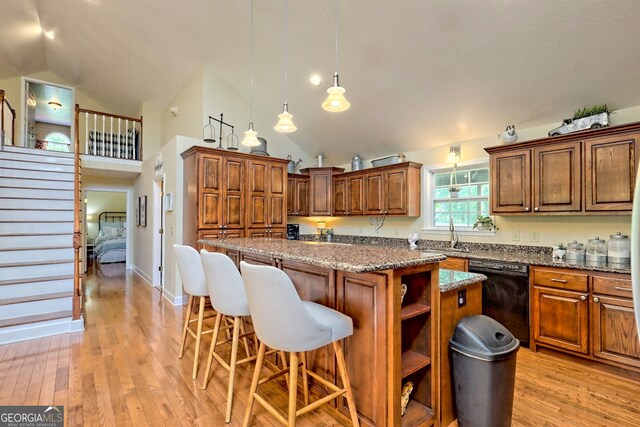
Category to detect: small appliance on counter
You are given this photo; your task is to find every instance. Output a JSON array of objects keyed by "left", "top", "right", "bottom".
[
  {"left": 586, "top": 237, "right": 607, "bottom": 263},
  {"left": 286, "top": 224, "right": 300, "bottom": 240},
  {"left": 608, "top": 232, "right": 630, "bottom": 264},
  {"left": 566, "top": 241, "right": 586, "bottom": 262}
]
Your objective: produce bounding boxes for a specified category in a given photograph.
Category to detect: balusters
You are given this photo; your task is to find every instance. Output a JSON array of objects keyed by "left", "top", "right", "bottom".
[
  {"left": 110, "top": 117, "right": 114, "bottom": 157},
  {"left": 85, "top": 113, "right": 89, "bottom": 154}
]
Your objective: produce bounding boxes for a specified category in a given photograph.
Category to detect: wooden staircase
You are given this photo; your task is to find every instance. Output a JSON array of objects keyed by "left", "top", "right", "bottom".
[{"left": 0, "top": 145, "right": 83, "bottom": 344}]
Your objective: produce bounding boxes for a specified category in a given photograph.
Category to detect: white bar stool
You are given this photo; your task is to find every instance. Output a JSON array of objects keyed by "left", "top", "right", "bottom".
[
  {"left": 173, "top": 244, "right": 217, "bottom": 379},
  {"left": 240, "top": 261, "right": 360, "bottom": 427},
  {"left": 200, "top": 250, "right": 276, "bottom": 423}
]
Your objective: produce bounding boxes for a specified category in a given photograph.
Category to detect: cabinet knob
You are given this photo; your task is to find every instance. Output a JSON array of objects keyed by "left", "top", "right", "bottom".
[
  {"left": 534, "top": 207, "right": 540, "bottom": 212},
  {"left": 580, "top": 295, "right": 586, "bottom": 301},
  {"left": 384, "top": 210, "right": 388, "bottom": 214},
  {"left": 593, "top": 297, "right": 600, "bottom": 303},
  {"left": 524, "top": 207, "right": 530, "bottom": 212},
  {"left": 219, "top": 225, "right": 224, "bottom": 228}
]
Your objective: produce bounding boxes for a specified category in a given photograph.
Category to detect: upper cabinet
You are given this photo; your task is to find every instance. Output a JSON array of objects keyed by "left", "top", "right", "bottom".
[
  {"left": 485, "top": 123, "right": 640, "bottom": 215},
  {"left": 287, "top": 174, "right": 310, "bottom": 217},
  {"left": 303, "top": 167, "right": 345, "bottom": 216}
]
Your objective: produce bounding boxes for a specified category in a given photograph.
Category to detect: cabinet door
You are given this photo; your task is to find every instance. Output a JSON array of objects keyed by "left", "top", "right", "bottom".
[
  {"left": 309, "top": 171, "right": 333, "bottom": 216},
  {"left": 197, "top": 230, "right": 222, "bottom": 250},
  {"left": 287, "top": 177, "right": 295, "bottom": 216},
  {"left": 295, "top": 178, "right": 309, "bottom": 216},
  {"left": 222, "top": 157, "right": 245, "bottom": 229},
  {"left": 440, "top": 257, "right": 468, "bottom": 272},
  {"left": 533, "top": 286, "right": 589, "bottom": 354},
  {"left": 592, "top": 295, "right": 640, "bottom": 368},
  {"left": 268, "top": 163, "right": 287, "bottom": 227},
  {"left": 584, "top": 134, "right": 638, "bottom": 211},
  {"left": 385, "top": 168, "right": 407, "bottom": 215},
  {"left": 364, "top": 172, "right": 385, "bottom": 215},
  {"left": 269, "top": 228, "right": 287, "bottom": 239},
  {"left": 223, "top": 230, "right": 244, "bottom": 239},
  {"left": 199, "top": 155, "right": 223, "bottom": 229},
  {"left": 490, "top": 149, "right": 531, "bottom": 213},
  {"left": 533, "top": 141, "right": 581, "bottom": 212},
  {"left": 247, "top": 160, "right": 268, "bottom": 228},
  {"left": 247, "top": 229, "right": 268, "bottom": 238},
  {"left": 200, "top": 193, "right": 222, "bottom": 229},
  {"left": 333, "top": 178, "right": 347, "bottom": 216},
  {"left": 347, "top": 176, "right": 365, "bottom": 215}
]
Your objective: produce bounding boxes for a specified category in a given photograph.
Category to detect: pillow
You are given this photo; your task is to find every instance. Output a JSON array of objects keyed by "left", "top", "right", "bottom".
[
  {"left": 102, "top": 227, "right": 125, "bottom": 238},
  {"left": 100, "top": 221, "right": 125, "bottom": 230}
]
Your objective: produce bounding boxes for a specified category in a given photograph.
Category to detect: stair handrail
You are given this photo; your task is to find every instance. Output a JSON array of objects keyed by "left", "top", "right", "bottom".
[
  {"left": 0, "top": 90, "right": 16, "bottom": 150},
  {"left": 73, "top": 104, "right": 82, "bottom": 320}
]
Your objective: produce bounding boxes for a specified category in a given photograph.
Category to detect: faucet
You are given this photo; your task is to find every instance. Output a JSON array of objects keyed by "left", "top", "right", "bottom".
[{"left": 449, "top": 217, "right": 459, "bottom": 249}]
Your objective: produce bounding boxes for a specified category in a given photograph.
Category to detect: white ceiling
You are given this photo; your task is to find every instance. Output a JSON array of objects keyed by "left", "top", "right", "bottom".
[
  {"left": 2, "top": 0, "right": 640, "bottom": 164},
  {"left": 29, "top": 81, "right": 73, "bottom": 126}
]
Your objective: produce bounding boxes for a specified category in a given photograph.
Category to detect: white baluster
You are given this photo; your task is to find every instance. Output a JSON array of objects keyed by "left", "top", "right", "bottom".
[
  {"left": 125, "top": 120, "right": 129, "bottom": 159},
  {"left": 102, "top": 115, "right": 105, "bottom": 156},
  {"left": 93, "top": 114, "right": 97, "bottom": 156},
  {"left": 110, "top": 117, "right": 114, "bottom": 157},
  {"left": 85, "top": 113, "right": 89, "bottom": 154},
  {"left": 117, "top": 119, "right": 121, "bottom": 158}
]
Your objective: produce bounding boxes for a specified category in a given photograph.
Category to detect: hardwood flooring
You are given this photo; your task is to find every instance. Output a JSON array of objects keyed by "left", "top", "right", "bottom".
[{"left": 0, "top": 265, "right": 639, "bottom": 426}]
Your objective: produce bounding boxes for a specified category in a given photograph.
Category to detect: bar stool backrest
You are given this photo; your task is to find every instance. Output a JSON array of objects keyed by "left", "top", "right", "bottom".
[
  {"left": 200, "top": 250, "right": 250, "bottom": 316},
  {"left": 173, "top": 244, "right": 207, "bottom": 297},
  {"left": 240, "top": 261, "right": 332, "bottom": 352}
]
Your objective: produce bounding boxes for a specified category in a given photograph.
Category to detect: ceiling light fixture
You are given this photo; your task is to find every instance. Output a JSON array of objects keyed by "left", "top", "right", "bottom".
[
  {"left": 48, "top": 98, "right": 62, "bottom": 110},
  {"left": 274, "top": 0, "right": 297, "bottom": 133},
  {"left": 310, "top": 74, "right": 322, "bottom": 86},
  {"left": 322, "top": 0, "right": 350, "bottom": 112},
  {"left": 43, "top": 30, "right": 55, "bottom": 40},
  {"left": 446, "top": 146, "right": 461, "bottom": 164},
  {"left": 241, "top": 0, "right": 261, "bottom": 147}
]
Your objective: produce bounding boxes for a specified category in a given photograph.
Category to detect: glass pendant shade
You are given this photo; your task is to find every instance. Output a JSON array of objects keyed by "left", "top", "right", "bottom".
[
  {"left": 322, "top": 73, "right": 350, "bottom": 112},
  {"left": 274, "top": 103, "right": 297, "bottom": 132},
  {"left": 241, "top": 122, "right": 261, "bottom": 147}
]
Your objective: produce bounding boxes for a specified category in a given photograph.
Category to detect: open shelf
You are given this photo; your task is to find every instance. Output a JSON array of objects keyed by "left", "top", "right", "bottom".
[
  {"left": 401, "top": 303, "right": 431, "bottom": 321},
  {"left": 401, "top": 350, "right": 431, "bottom": 378},
  {"left": 401, "top": 400, "right": 435, "bottom": 427}
]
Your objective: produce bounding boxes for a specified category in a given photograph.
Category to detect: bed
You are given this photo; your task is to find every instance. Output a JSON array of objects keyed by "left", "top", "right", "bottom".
[{"left": 95, "top": 212, "right": 127, "bottom": 264}]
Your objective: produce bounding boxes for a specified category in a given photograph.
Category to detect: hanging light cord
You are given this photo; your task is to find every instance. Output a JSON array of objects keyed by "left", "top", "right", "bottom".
[
  {"left": 334, "top": 0, "right": 339, "bottom": 72},
  {"left": 249, "top": 0, "right": 254, "bottom": 123},
  {"left": 284, "top": 0, "right": 289, "bottom": 103}
]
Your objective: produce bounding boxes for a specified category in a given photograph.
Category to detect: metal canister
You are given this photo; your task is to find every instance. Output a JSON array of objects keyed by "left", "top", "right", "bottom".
[
  {"left": 586, "top": 237, "right": 607, "bottom": 263},
  {"left": 566, "top": 241, "right": 585, "bottom": 262},
  {"left": 351, "top": 155, "right": 363, "bottom": 171},
  {"left": 608, "top": 232, "right": 630, "bottom": 264}
]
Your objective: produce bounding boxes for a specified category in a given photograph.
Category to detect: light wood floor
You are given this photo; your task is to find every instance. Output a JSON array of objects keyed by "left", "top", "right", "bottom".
[{"left": 1, "top": 265, "right": 640, "bottom": 426}]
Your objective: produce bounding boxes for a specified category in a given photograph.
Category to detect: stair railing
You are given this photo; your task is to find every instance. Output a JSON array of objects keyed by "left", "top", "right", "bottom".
[
  {"left": 73, "top": 105, "right": 82, "bottom": 320},
  {"left": 0, "top": 90, "right": 16, "bottom": 150}
]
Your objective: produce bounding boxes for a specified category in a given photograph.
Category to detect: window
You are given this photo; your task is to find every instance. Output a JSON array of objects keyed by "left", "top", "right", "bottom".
[
  {"left": 425, "top": 162, "right": 491, "bottom": 231},
  {"left": 44, "top": 132, "right": 71, "bottom": 152}
]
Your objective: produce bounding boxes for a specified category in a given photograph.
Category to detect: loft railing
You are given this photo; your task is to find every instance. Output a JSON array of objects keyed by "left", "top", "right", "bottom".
[
  {"left": 75, "top": 104, "right": 143, "bottom": 161},
  {"left": 0, "top": 89, "right": 16, "bottom": 150}
]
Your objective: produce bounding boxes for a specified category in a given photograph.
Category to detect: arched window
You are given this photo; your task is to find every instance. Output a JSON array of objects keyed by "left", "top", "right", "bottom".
[{"left": 44, "top": 132, "right": 71, "bottom": 152}]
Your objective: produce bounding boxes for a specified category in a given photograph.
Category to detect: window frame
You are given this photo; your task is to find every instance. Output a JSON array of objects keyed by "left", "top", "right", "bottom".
[{"left": 422, "top": 158, "right": 495, "bottom": 236}]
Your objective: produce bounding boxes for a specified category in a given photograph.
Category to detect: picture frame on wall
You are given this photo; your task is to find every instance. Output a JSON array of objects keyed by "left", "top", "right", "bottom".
[
  {"left": 135, "top": 197, "right": 141, "bottom": 226},
  {"left": 141, "top": 195, "right": 147, "bottom": 227}
]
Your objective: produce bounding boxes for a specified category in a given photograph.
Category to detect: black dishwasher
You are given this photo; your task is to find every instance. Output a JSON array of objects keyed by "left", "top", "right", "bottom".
[{"left": 468, "top": 259, "right": 530, "bottom": 348}]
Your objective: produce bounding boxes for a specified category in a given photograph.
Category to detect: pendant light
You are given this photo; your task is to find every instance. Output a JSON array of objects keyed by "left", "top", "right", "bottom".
[
  {"left": 274, "top": 0, "right": 297, "bottom": 133},
  {"left": 242, "top": 0, "right": 261, "bottom": 146},
  {"left": 322, "top": 0, "right": 350, "bottom": 112}
]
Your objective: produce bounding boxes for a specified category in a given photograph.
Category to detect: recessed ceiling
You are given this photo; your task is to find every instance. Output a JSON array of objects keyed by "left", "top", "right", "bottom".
[
  {"left": 2, "top": 0, "right": 640, "bottom": 164},
  {"left": 29, "top": 81, "right": 73, "bottom": 126}
]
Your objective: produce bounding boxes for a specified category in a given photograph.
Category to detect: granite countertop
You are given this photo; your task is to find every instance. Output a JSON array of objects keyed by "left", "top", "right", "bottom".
[
  {"left": 200, "top": 238, "right": 446, "bottom": 274},
  {"left": 439, "top": 269, "right": 487, "bottom": 293}
]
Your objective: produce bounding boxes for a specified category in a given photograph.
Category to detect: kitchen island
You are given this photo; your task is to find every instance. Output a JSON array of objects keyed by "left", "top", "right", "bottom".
[{"left": 201, "top": 238, "right": 485, "bottom": 427}]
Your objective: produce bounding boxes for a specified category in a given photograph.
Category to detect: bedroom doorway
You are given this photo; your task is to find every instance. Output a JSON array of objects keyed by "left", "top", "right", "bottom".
[
  {"left": 83, "top": 188, "right": 132, "bottom": 273},
  {"left": 152, "top": 175, "right": 166, "bottom": 295}
]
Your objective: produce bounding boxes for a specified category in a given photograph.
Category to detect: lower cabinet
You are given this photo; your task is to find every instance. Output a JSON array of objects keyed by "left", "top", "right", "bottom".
[
  {"left": 440, "top": 257, "right": 468, "bottom": 272},
  {"left": 197, "top": 229, "right": 245, "bottom": 250},
  {"left": 531, "top": 266, "right": 640, "bottom": 371},
  {"left": 247, "top": 228, "right": 286, "bottom": 239}
]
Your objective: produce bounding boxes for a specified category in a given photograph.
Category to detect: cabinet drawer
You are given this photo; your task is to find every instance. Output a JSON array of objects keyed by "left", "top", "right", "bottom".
[
  {"left": 440, "top": 257, "right": 468, "bottom": 272},
  {"left": 592, "top": 274, "right": 633, "bottom": 298},
  {"left": 532, "top": 267, "right": 588, "bottom": 292}
]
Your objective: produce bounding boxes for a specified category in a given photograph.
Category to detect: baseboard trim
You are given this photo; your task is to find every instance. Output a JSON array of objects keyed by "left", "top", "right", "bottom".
[
  {"left": 161, "top": 287, "right": 186, "bottom": 306},
  {"left": 132, "top": 265, "right": 153, "bottom": 286},
  {"left": 0, "top": 316, "right": 83, "bottom": 345}
]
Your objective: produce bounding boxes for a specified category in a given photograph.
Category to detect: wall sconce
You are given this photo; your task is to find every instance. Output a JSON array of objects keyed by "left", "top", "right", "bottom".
[{"left": 446, "top": 146, "right": 461, "bottom": 165}]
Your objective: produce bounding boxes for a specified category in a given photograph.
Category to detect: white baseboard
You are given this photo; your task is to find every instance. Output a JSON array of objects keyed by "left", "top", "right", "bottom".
[
  {"left": 162, "top": 287, "right": 186, "bottom": 306},
  {"left": 132, "top": 265, "right": 153, "bottom": 286},
  {"left": 0, "top": 316, "right": 83, "bottom": 345}
]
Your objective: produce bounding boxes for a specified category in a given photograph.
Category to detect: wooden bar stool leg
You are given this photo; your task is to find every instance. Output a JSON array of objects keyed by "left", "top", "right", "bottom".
[
  {"left": 179, "top": 295, "right": 193, "bottom": 358},
  {"left": 243, "top": 342, "right": 266, "bottom": 427},
  {"left": 333, "top": 341, "right": 360, "bottom": 427},
  {"left": 300, "top": 351, "right": 310, "bottom": 406},
  {"left": 288, "top": 352, "right": 299, "bottom": 427},
  {"left": 225, "top": 316, "right": 241, "bottom": 423},
  {"left": 279, "top": 351, "right": 290, "bottom": 388},
  {"left": 201, "top": 312, "right": 223, "bottom": 390},
  {"left": 239, "top": 317, "right": 252, "bottom": 357},
  {"left": 192, "top": 296, "right": 206, "bottom": 379}
]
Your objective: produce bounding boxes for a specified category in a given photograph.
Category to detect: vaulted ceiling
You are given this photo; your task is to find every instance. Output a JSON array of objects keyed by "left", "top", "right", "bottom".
[{"left": 2, "top": 0, "right": 640, "bottom": 164}]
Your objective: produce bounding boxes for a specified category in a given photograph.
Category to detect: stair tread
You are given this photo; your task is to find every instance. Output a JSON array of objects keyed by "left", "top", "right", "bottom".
[
  {"left": 0, "top": 274, "right": 74, "bottom": 287},
  {"left": 0, "top": 259, "right": 75, "bottom": 268},
  {"left": 1, "top": 146, "right": 75, "bottom": 158},
  {"left": 0, "top": 246, "right": 74, "bottom": 252},
  {"left": 0, "top": 220, "right": 74, "bottom": 224},
  {"left": 0, "top": 292, "right": 74, "bottom": 306},
  {"left": 0, "top": 310, "right": 73, "bottom": 328},
  {"left": 0, "top": 232, "right": 73, "bottom": 237}
]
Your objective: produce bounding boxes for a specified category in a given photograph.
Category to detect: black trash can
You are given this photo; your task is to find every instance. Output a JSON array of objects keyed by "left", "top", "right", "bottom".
[{"left": 450, "top": 315, "right": 520, "bottom": 427}]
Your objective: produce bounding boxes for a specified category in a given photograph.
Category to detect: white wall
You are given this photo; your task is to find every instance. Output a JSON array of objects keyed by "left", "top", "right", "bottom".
[{"left": 291, "top": 107, "right": 640, "bottom": 247}]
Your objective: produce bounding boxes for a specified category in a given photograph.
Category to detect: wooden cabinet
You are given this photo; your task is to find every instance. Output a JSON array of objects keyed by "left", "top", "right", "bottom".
[
  {"left": 440, "top": 257, "right": 468, "bottom": 272},
  {"left": 584, "top": 133, "right": 639, "bottom": 211},
  {"left": 303, "top": 167, "right": 344, "bottom": 216},
  {"left": 532, "top": 286, "right": 589, "bottom": 354},
  {"left": 181, "top": 146, "right": 289, "bottom": 249},
  {"left": 333, "top": 174, "right": 365, "bottom": 216},
  {"left": 531, "top": 266, "right": 640, "bottom": 371},
  {"left": 486, "top": 123, "right": 640, "bottom": 214},
  {"left": 287, "top": 174, "right": 309, "bottom": 216},
  {"left": 363, "top": 163, "right": 421, "bottom": 217}
]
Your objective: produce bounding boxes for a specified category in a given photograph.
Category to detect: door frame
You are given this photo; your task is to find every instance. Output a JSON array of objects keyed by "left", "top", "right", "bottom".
[{"left": 152, "top": 174, "right": 166, "bottom": 290}]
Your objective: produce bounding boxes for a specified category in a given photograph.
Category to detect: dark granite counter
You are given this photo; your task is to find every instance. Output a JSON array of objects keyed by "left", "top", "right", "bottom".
[
  {"left": 439, "top": 269, "right": 486, "bottom": 292},
  {"left": 200, "top": 238, "right": 446, "bottom": 274}
]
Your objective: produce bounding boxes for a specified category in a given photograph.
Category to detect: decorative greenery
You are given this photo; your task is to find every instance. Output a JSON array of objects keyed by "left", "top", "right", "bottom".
[
  {"left": 556, "top": 243, "right": 566, "bottom": 250},
  {"left": 325, "top": 228, "right": 334, "bottom": 236},
  {"left": 448, "top": 185, "right": 461, "bottom": 193},
  {"left": 572, "top": 104, "right": 615, "bottom": 120},
  {"left": 472, "top": 215, "right": 497, "bottom": 231}
]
